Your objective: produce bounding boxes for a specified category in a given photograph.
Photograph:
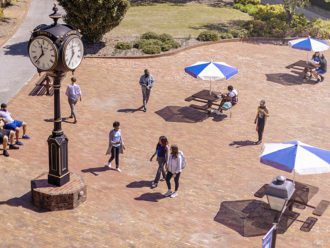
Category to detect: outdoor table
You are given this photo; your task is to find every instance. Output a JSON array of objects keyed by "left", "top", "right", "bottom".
[{"left": 186, "top": 89, "right": 222, "bottom": 112}]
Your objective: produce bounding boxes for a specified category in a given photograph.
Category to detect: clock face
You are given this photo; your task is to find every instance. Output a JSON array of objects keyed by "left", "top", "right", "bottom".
[
  {"left": 29, "top": 36, "right": 58, "bottom": 71},
  {"left": 63, "top": 36, "right": 84, "bottom": 70}
]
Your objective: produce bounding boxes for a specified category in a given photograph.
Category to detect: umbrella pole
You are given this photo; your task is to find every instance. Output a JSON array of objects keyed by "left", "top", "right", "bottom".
[
  {"left": 209, "top": 80, "right": 212, "bottom": 95},
  {"left": 292, "top": 171, "right": 296, "bottom": 185}
]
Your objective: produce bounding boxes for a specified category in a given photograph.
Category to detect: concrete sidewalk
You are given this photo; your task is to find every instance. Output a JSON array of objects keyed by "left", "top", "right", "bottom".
[{"left": 0, "top": 0, "right": 62, "bottom": 103}]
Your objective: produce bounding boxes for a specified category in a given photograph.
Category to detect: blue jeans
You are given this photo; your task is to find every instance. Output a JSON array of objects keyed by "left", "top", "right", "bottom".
[{"left": 154, "top": 157, "right": 166, "bottom": 184}]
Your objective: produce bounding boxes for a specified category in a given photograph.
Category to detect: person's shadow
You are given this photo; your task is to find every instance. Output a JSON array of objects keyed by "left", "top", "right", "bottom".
[
  {"left": 229, "top": 140, "right": 257, "bottom": 148},
  {"left": 81, "top": 165, "right": 116, "bottom": 176},
  {"left": 134, "top": 192, "right": 166, "bottom": 202},
  {"left": 117, "top": 106, "right": 144, "bottom": 113}
]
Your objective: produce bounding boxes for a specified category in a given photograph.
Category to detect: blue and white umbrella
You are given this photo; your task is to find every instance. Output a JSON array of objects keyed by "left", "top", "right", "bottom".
[
  {"left": 184, "top": 61, "right": 238, "bottom": 93},
  {"left": 288, "top": 37, "right": 329, "bottom": 52},
  {"left": 260, "top": 141, "right": 330, "bottom": 175}
]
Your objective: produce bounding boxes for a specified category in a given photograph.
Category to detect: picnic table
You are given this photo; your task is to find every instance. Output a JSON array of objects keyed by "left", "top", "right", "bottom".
[{"left": 185, "top": 89, "right": 222, "bottom": 111}]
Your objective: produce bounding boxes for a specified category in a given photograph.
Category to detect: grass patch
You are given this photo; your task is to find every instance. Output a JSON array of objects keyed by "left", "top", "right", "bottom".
[{"left": 109, "top": 3, "right": 251, "bottom": 38}]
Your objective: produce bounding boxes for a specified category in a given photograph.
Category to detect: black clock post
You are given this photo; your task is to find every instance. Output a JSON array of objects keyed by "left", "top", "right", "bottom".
[{"left": 28, "top": 5, "right": 84, "bottom": 186}]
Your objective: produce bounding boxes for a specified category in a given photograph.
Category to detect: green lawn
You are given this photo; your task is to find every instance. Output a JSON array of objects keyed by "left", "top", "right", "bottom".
[{"left": 109, "top": 3, "right": 251, "bottom": 38}]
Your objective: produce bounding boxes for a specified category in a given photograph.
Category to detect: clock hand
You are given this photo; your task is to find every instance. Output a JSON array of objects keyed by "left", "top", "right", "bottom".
[
  {"left": 35, "top": 46, "right": 44, "bottom": 63},
  {"left": 68, "top": 51, "right": 75, "bottom": 65}
]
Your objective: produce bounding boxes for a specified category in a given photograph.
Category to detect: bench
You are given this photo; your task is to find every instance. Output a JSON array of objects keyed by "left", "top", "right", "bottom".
[
  {"left": 313, "top": 200, "right": 330, "bottom": 216},
  {"left": 29, "top": 74, "right": 53, "bottom": 96}
]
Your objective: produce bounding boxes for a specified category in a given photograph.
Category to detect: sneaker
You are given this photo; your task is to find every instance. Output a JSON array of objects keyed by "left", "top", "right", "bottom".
[
  {"left": 107, "top": 162, "right": 112, "bottom": 168},
  {"left": 170, "top": 191, "right": 178, "bottom": 198},
  {"left": 255, "top": 140, "right": 262, "bottom": 145},
  {"left": 9, "top": 144, "right": 19, "bottom": 150},
  {"left": 320, "top": 75, "right": 325, "bottom": 82},
  {"left": 151, "top": 182, "right": 158, "bottom": 189},
  {"left": 116, "top": 168, "right": 122, "bottom": 172},
  {"left": 3, "top": 150, "right": 9, "bottom": 157},
  {"left": 15, "top": 141, "right": 23, "bottom": 146},
  {"left": 215, "top": 110, "right": 222, "bottom": 115},
  {"left": 22, "top": 134, "right": 30, "bottom": 139},
  {"left": 143, "top": 107, "right": 147, "bottom": 112},
  {"left": 164, "top": 190, "right": 172, "bottom": 197}
]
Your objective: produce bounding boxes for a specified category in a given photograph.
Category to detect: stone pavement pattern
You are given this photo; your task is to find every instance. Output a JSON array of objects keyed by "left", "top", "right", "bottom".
[
  {"left": 0, "top": 0, "right": 62, "bottom": 103},
  {"left": 1, "top": 42, "right": 330, "bottom": 247}
]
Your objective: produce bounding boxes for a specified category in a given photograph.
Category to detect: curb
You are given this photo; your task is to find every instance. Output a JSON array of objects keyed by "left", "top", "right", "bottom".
[{"left": 83, "top": 37, "right": 295, "bottom": 60}]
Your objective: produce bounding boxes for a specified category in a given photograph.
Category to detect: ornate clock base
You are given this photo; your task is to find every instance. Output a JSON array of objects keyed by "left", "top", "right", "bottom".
[{"left": 31, "top": 172, "right": 87, "bottom": 211}]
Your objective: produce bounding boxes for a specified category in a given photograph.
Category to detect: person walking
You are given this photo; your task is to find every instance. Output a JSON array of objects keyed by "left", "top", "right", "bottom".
[
  {"left": 254, "top": 100, "right": 269, "bottom": 145},
  {"left": 65, "top": 77, "right": 82, "bottom": 124},
  {"left": 150, "top": 136, "right": 169, "bottom": 189},
  {"left": 164, "top": 145, "right": 186, "bottom": 198},
  {"left": 106, "top": 121, "right": 125, "bottom": 172},
  {"left": 139, "top": 69, "right": 155, "bottom": 112}
]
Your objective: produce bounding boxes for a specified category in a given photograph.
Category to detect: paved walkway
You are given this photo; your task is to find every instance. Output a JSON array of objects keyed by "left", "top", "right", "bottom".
[{"left": 0, "top": 0, "right": 62, "bottom": 103}]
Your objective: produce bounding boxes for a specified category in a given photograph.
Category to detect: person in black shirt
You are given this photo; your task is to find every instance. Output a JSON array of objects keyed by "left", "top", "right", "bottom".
[
  {"left": 254, "top": 100, "right": 269, "bottom": 145},
  {"left": 150, "top": 136, "right": 169, "bottom": 188}
]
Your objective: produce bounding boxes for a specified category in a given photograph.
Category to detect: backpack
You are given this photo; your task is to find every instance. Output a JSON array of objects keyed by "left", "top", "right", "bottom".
[{"left": 179, "top": 151, "right": 187, "bottom": 169}]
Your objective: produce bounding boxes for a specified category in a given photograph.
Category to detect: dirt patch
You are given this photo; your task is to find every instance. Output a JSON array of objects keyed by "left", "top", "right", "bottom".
[{"left": 0, "top": 0, "right": 31, "bottom": 47}]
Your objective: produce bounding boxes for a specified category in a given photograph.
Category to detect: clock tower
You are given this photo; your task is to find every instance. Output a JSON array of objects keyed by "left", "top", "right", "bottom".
[{"left": 28, "top": 5, "right": 84, "bottom": 186}]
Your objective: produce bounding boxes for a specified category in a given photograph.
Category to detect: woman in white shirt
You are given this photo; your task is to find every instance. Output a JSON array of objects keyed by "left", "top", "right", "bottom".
[
  {"left": 106, "top": 121, "right": 125, "bottom": 172},
  {"left": 164, "top": 145, "right": 185, "bottom": 198}
]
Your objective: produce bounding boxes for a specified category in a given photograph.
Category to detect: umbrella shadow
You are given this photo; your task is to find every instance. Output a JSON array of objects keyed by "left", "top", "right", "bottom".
[
  {"left": 155, "top": 106, "right": 209, "bottom": 123},
  {"left": 229, "top": 140, "right": 257, "bottom": 148},
  {"left": 134, "top": 192, "right": 166, "bottom": 202},
  {"left": 214, "top": 199, "right": 299, "bottom": 237},
  {"left": 266, "top": 73, "right": 317, "bottom": 85}
]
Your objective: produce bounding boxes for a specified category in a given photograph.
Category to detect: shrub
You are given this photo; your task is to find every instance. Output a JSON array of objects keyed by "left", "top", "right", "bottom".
[
  {"left": 197, "top": 31, "right": 219, "bottom": 41},
  {"left": 141, "top": 32, "right": 159, "bottom": 40},
  {"left": 115, "top": 41, "right": 132, "bottom": 50},
  {"left": 159, "top": 33, "right": 173, "bottom": 42},
  {"left": 219, "top": 32, "right": 233, "bottom": 39},
  {"left": 230, "top": 28, "right": 248, "bottom": 38},
  {"left": 233, "top": 0, "right": 260, "bottom": 5},
  {"left": 142, "top": 44, "right": 161, "bottom": 54},
  {"left": 233, "top": 3, "right": 259, "bottom": 15},
  {"left": 58, "top": 0, "right": 130, "bottom": 43}
]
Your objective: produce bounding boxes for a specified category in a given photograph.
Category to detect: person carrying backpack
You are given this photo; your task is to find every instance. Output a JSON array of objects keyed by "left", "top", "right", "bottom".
[{"left": 164, "top": 145, "right": 186, "bottom": 198}]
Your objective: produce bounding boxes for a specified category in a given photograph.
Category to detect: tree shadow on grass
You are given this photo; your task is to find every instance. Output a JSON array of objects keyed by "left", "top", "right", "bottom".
[
  {"left": 84, "top": 42, "right": 106, "bottom": 56},
  {"left": 135, "top": 192, "right": 166, "bottom": 202},
  {"left": 214, "top": 199, "right": 299, "bottom": 237},
  {"left": 265, "top": 73, "right": 318, "bottom": 86},
  {"left": 130, "top": 0, "right": 233, "bottom": 7},
  {"left": 190, "top": 20, "right": 246, "bottom": 33},
  {"left": 0, "top": 192, "right": 44, "bottom": 213}
]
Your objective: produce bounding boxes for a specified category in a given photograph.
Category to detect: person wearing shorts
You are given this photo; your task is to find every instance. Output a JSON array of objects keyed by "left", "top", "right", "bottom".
[
  {"left": 0, "top": 118, "right": 19, "bottom": 156},
  {"left": 0, "top": 103, "right": 30, "bottom": 145}
]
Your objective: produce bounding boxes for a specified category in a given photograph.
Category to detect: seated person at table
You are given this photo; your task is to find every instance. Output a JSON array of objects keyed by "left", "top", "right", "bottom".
[
  {"left": 0, "top": 118, "right": 19, "bottom": 157},
  {"left": 0, "top": 103, "right": 30, "bottom": 145},
  {"left": 216, "top": 85, "right": 238, "bottom": 113},
  {"left": 313, "top": 54, "right": 327, "bottom": 82},
  {"left": 304, "top": 52, "right": 321, "bottom": 80}
]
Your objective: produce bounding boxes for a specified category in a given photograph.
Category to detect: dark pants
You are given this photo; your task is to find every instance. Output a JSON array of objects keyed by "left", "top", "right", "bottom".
[
  {"left": 154, "top": 157, "right": 166, "bottom": 184},
  {"left": 68, "top": 98, "right": 78, "bottom": 120},
  {"left": 257, "top": 118, "right": 265, "bottom": 142},
  {"left": 166, "top": 171, "right": 181, "bottom": 191},
  {"left": 108, "top": 146, "right": 120, "bottom": 168},
  {"left": 141, "top": 86, "right": 151, "bottom": 108}
]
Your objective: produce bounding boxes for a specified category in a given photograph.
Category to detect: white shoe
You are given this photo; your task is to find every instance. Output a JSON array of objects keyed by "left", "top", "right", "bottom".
[
  {"left": 170, "top": 192, "right": 178, "bottom": 198},
  {"left": 107, "top": 162, "right": 112, "bottom": 168},
  {"left": 215, "top": 110, "right": 222, "bottom": 115},
  {"left": 164, "top": 190, "right": 172, "bottom": 197},
  {"left": 116, "top": 168, "right": 121, "bottom": 172}
]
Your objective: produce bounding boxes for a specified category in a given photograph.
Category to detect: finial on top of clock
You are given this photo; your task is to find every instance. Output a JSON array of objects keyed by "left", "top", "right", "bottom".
[{"left": 49, "top": 3, "right": 61, "bottom": 25}]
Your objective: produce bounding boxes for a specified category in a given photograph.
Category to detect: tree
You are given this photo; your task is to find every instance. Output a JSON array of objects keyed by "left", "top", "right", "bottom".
[
  {"left": 58, "top": 0, "right": 130, "bottom": 43},
  {"left": 283, "top": 0, "right": 309, "bottom": 24}
]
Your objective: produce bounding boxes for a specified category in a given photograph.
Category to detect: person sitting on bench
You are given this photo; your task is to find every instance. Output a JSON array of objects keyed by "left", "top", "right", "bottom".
[
  {"left": 0, "top": 118, "right": 19, "bottom": 157},
  {"left": 214, "top": 85, "right": 238, "bottom": 114},
  {"left": 0, "top": 103, "right": 30, "bottom": 145},
  {"left": 313, "top": 54, "right": 327, "bottom": 82}
]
